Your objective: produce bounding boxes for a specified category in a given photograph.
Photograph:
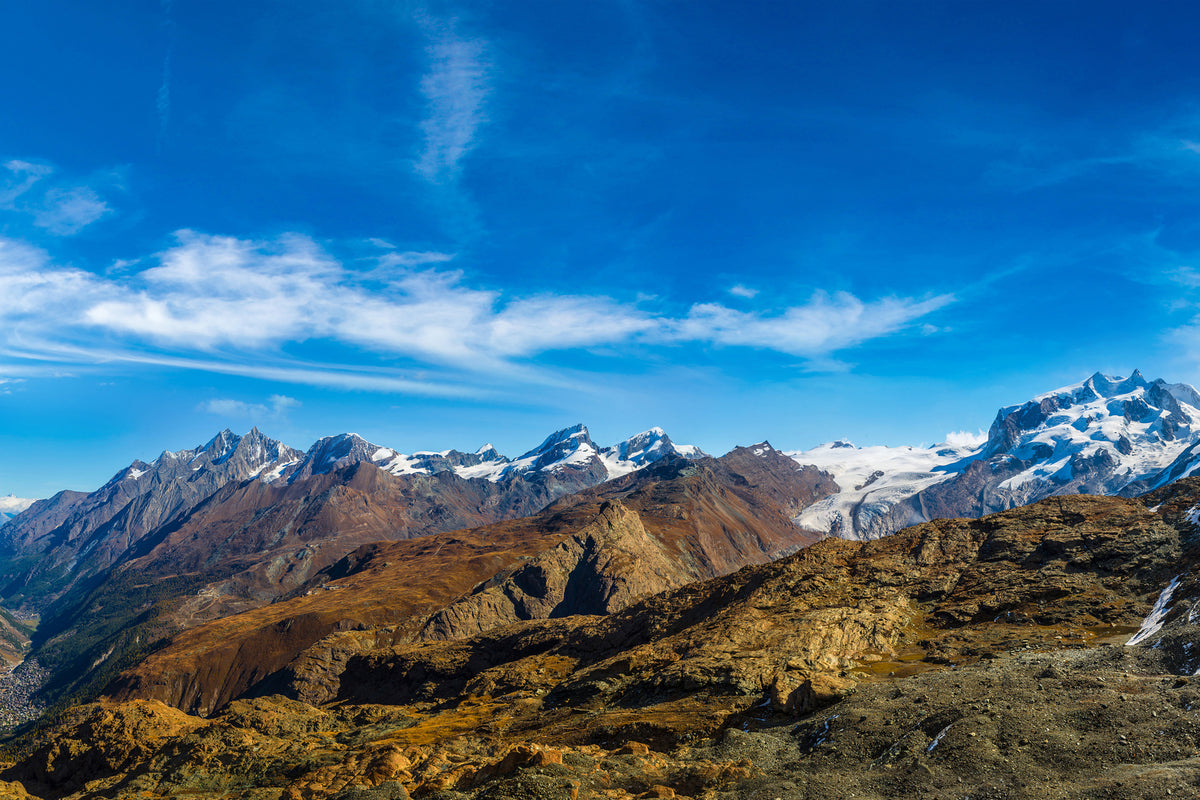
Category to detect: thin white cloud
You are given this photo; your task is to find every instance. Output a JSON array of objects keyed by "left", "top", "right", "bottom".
[
  {"left": 200, "top": 398, "right": 265, "bottom": 417},
  {"left": 414, "top": 25, "right": 489, "bottom": 183},
  {"left": 33, "top": 187, "right": 112, "bottom": 235},
  {"left": 0, "top": 239, "right": 109, "bottom": 325},
  {"left": 269, "top": 393, "right": 300, "bottom": 412},
  {"left": 200, "top": 393, "right": 300, "bottom": 418},
  {"left": 987, "top": 126, "right": 1200, "bottom": 193},
  {"left": 1169, "top": 266, "right": 1200, "bottom": 289},
  {"left": 670, "top": 291, "right": 955, "bottom": 356},
  {"left": 1, "top": 160, "right": 115, "bottom": 235},
  {"left": 0, "top": 230, "right": 955, "bottom": 392},
  {"left": 85, "top": 231, "right": 340, "bottom": 349},
  {"left": 728, "top": 284, "right": 758, "bottom": 299},
  {"left": 0, "top": 160, "right": 52, "bottom": 205},
  {"left": 380, "top": 250, "right": 456, "bottom": 267}
]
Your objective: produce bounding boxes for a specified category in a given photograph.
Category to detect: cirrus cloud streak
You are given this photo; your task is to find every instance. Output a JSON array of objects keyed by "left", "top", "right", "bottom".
[{"left": 0, "top": 230, "right": 954, "bottom": 391}]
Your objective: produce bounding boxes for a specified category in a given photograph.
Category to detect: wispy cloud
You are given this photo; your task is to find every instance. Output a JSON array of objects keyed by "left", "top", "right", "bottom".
[
  {"left": 0, "top": 160, "right": 52, "bottom": 204},
  {"left": 414, "top": 21, "right": 489, "bottom": 183},
  {"left": 1, "top": 160, "right": 114, "bottom": 236},
  {"left": 379, "top": 250, "right": 457, "bottom": 268},
  {"left": 33, "top": 186, "right": 111, "bottom": 235},
  {"left": 728, "top": 284, "right": 759, "bottom": 299},
  {"left": 157, "top": 0, "right": 176, "bottom": 148},
  {"left": 986, "top": 125, "right": 1200, "bottom": 192},
  {"left": 671, "top": 291, "right": 955, "bottom": 356},
  {"left": 0, "top": 229, "right": 955, "bottom": 392},
  {"left": 199, "top": 393, "right": 300, "bottom": 419}
]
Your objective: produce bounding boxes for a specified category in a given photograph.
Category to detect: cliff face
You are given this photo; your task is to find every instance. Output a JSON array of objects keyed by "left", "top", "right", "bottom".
[{"left": 418, "top": 501, "right": 686, "bottom": 641}]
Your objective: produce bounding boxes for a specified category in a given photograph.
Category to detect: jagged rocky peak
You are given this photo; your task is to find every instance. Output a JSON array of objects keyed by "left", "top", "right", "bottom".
[
  {"left": 288, "top": 432, "right": 383, "bottom": 480},
  {"left": 92, "top": 428, "right": 301, "bottom": 488},
  {"left": 474, "top": 443, "right": 502, "bottom": 460},
  {"left": 509, "top": 424, "right": 597, "bottom": 471},
  {"left": 200, "top": 428, "right": 241, "bottom": 463},
  {"left": 236, "top": 426, "right": 300, "bottom": 462},
  {"left": 601, "top": 426, "right": 680, "bottom": 465}
]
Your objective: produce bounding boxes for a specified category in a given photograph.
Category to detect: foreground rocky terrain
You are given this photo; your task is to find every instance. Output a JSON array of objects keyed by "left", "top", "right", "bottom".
[{"left": 4, "top": 475, "right": 1200, "bottom": 798}]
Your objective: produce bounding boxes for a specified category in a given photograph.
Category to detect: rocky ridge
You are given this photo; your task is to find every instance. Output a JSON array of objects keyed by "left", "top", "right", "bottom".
[
  {"left": 11, "top": 446, "right": 828, "bottom": 717},
  {"left": 0, "top": 424, "right": 713, "bottom": 707}
]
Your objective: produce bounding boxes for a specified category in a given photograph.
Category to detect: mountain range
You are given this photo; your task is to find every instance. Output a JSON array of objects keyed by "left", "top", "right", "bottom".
[
  {"left": 4, "top": 371, "right": 1200, "bottom": 799},
  {"left": 0, "top": 425, "right": 704, "bottom": 612},
  {"left": 788, "top": 369, "right": 1200, "bottom": 538}
]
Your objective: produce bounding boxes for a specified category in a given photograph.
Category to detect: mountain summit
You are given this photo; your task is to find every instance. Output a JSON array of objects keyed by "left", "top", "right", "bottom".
[{"left": 790, "top": 371, "right": 1200, "bottom": 539}]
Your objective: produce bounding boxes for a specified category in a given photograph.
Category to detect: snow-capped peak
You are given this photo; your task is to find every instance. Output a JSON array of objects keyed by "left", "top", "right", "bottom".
[
  {"left": 241, "top": 424, "right": 701, "bottom": 486},
  {"left": 790, "top": 371, "right": 1200, "bottom": 540},
  {"left": 506, "top": 424, "right": 599, "bottom": 474},
  {"left": 604, "top": 428, "right": 670, "bottom": 463},
  {"left": 594, "top": 427, "right": 700, "bottom": 480}
]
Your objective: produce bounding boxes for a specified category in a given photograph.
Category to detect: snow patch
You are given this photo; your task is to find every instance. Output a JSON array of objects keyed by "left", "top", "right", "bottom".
[
  {"left": 1128, "top": 576, "right": 1182, "bottom": 646},
  {"left": 927, "top": 723, "right": 954, "bottom": 753},
  {"left": 787, "top": 439, "right": 979, "bottom": 540}
]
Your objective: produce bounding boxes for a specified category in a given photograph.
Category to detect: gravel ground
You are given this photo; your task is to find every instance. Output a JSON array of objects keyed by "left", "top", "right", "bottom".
[{"left": 683, "top": 643, "right": 1200, "bottom": 800}]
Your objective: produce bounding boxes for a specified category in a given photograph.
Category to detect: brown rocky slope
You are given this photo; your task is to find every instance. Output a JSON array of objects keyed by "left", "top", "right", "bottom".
[
  {"left": 34, "top": 449, "right": 806, "bottom": 710},
  {"left": 105, "top": 454, "right": 830, "bottom": 716},
  {"left": 6, "top": 479, "right": 1200, "bottom": 798}
]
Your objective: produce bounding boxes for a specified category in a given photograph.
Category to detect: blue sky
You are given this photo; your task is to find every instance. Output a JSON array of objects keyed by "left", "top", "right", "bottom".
[{"left": 5, "top": 1, "right": 1200, "bottom": 498}]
